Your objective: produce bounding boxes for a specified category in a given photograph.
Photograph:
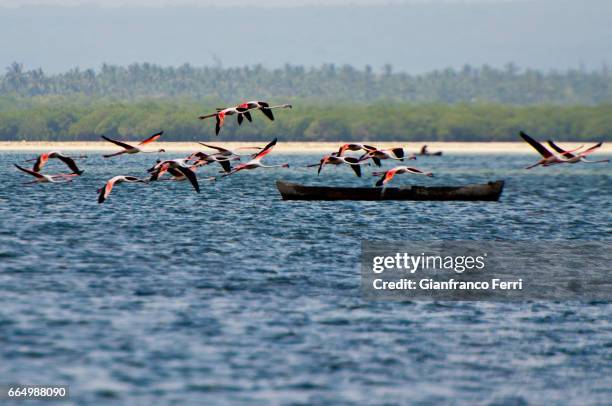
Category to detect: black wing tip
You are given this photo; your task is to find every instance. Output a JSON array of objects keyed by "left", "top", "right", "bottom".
[{"left": 219, "top": 160, "right": 231, "bottom": 173}]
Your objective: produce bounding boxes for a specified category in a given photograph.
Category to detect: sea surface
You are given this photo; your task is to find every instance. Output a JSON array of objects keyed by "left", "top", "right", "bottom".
[{"left": 0, "top": 151, "right": 610, "bottom": 405}]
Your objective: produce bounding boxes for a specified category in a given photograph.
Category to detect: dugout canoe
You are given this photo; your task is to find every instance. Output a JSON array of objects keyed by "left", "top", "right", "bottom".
[{"left": 276, "top": 180, "right": 504, "bottom": 201}]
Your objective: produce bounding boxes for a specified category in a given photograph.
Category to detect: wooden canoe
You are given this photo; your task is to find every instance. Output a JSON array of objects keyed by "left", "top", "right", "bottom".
[{"left": 276, "top": 180, "right": 504, "bottom": 201}]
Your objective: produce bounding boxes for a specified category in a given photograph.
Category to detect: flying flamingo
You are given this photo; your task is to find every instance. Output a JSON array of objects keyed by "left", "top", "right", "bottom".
[
  {"left": 519, "top": 131, "right": 583, "bottom": 168},
  {"left": 547, "top": 140, "right": 609, "bottom": 164},
  {"left": 373, "top": 166, "right": 433, "bottom": 187},
  {"left": 98, "top": 176, "right": 147, "bottom": 203},
  {"left": 223, "top": 138, "right": 289, "bottom": 176},
  {"left": 101, "top": 131, "right": 165, "bottom": 158},
  {"left": 14, "top": 164, "right": 79, "bottom": 184},
  {"left": 360, "top": 148, "right": 414, "bottom": 167},
  {"left": 185, "top": 152, "right": 239, "bottom": 173},
  {"left": 307, "top": 155, "right": 370, "bottom": 177},
  {"left": 235, "top": 101, "right": 292, "bottom": 123},
  {"left": 148, "top": 159, "right": 200, "bottom": 192},
  {"left": 198, "top": 107, "right": 251, "bottom": 135},
  {"left": 333, "top": 143, "right": 378, "bottom": 157},
  {"left": 25, "top": 151, "right": 85, "bottom": 175},
  {"left": 165, "top": 167, "right": 216, "bottom": 183},
  {"left": 197, "top": 143, "right": 263, "bottom": 157}
]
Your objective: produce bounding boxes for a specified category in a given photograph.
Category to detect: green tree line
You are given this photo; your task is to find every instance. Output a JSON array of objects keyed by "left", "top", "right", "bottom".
[
  {"left": 1, "top": 99, "right": 610, "bottom": 142},
  {"left": 1, "top": 62, "right": 612, "bottom": 105}
]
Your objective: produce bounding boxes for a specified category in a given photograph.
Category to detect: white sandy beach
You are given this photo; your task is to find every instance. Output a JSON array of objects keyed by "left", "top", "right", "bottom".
[{"left": 1, "top": 141, "right": 609, "bottom": 155}]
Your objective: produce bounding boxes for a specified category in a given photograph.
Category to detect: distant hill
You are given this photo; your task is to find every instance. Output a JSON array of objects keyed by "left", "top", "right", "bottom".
[{"left": 0, "top": 0, "right": 610, "bottom": 73}]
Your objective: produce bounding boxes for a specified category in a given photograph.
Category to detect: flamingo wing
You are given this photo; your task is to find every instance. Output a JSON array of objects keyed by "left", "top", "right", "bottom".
[
  {"left": 167, "top": 168, "right": 184, "bottom": 178},
  {"left": 57, "top": 155, "right": 84, "bottom": 175},
  {"left": 217, "top": 159, "right": 232, "bottom": 173},
  {"left": 375, "top": 172, "right": 388, "bottom": 187},
  {"left": 317, "top": 158, "right": 326, "bottom": 175},
  {"left": 215, "top": 115, "right": 225, "bottom": 136},
  {"left": 579, "top": 142, "right": 603, "bottom": 156},
  {"left": 253, "top": 138, "right": 277, "bottom": 161},
  {"left": 101, "top": 135, "right": 134, "bottom": 150},
  {"left": 375, "top": 169, "right": 398, "bottom": 187},
  {"left": 546, "top": 140, "right": 575, "bottom": 158},
  {"left": 224, "top": 163, "right": 246, "bottom": 177},
  {"left": 199, "top": 143, "right": 230, "bottom": 154},
  {"left": 15, "top": 164, "right": 45, "bottom": 179},
  {"left": 391, "top": 148, "right": 405, "bottom": 159},
  {"left": 98, "top": 178, "right": 117, "bottom": 203},
  {"left": 138, "top": 131, "right": 163, "bottom": 146},
  {"left": 32, "top": 153, "right": 49, "bottom": 172},
  {"left": 405, "top": 167, "right": 427, "bottom": 174},
  {"left": 176, "top": 166, "right": 200, "bottom": 193},
  {"left": 520, "top": 131, "right": 552, "bottom": 158},
  {"left": 259, "top": 105, "right": 274, "bottom": 121}
]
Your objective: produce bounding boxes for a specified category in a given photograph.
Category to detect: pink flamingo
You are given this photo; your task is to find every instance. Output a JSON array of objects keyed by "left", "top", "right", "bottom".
[
  {"left": 98, "top": 176, "right": 147, "bottom": 203},
  {"left": 547, "top": 140, "right": 609, "bottom": 164},
  {"left": 26, "top": 151, "right": 85, "bottom": 175},
  {"left": 102, "top": 131, "right": 165, "bottom": 158},
  {"left": 223, "top": 138, "right": 289, "bottom": 176},
  {"left": 308, "top": 155, "right": 370, "bottom": 177},
  {"left": 14, "top": 164, "right": 79, "bottom": 184},
  {"left": 373, "top": 166, "right": 433, "bottom": 187}
]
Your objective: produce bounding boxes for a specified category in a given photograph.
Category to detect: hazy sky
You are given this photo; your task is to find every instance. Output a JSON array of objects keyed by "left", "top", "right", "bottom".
[
  {"left": 0, "top": 0, "right": 608, "bottom": 73},
  {"left": 0, "top": 0, "right": 519, "bottom": 7}
]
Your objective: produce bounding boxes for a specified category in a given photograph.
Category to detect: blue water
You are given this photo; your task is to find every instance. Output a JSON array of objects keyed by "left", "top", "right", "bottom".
[{"left": 0, "top": 151, "right": 610, "bottom": 405}]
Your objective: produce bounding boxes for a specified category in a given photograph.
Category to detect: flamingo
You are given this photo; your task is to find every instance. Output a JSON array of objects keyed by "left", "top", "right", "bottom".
[
  {"left": 14, "top": 164, "right": 79, "bottom": 184},
  {"left": 373, "top": 166, "right": 433, "bottom": 187},
  {"left": 148, "top": 159, "right": 200, "bottom": 192},
  {"left": 235, "top": 101, "right": 292, "bottom": 123},
  {"left": 101, "top": 131, "right": 165, "bottom": 158},
  {"left": 307, "top": 155, "right": 370, "bottom": 177},
  {"left": 185, "top": 152, "right": 239, "bottom": 173},
  {"left": 333, "top": 143, "right": 378, "bottom": 157},
  {"left": 360, "top": 148, "right": 415, "bottom": 167},
  {"left": 26, "top": 151, "right": 85, "bottom": 175},
  {"left": 547, "top": 140, "right": 609, "bottom": 164},
  {"left": 520, "top": 131, "right": 586, "bottom": 168},
  {"left": 198, "top": 107, "right": 251, "bottom": 135},
  {"left": 223, "top": 138, "right": 289, "bottom": 176},
  {"left": 165, "top": 167, "right": 216, "bottom": 183},
  {"left": 197, "top": 143, "right": 263, "bottom": 157},
  {"left": 98, "top": 176, "right": 147, "bottom": 203}
]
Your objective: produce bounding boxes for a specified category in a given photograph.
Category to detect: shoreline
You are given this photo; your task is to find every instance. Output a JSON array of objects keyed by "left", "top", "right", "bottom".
[{"left": 0, "top": 141, "right": 609, "bottom": 154}]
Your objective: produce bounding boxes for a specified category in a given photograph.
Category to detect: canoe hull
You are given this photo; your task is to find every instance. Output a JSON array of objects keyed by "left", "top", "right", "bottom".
[{"left": 276, "top": 180, "right": 504, "bottom": 201}]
